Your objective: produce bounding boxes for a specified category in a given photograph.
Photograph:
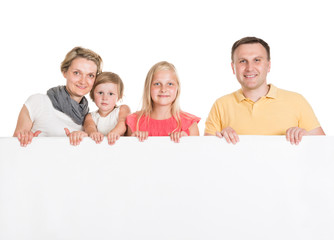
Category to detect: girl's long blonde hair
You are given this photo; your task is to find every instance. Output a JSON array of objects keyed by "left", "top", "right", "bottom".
[{"left": 136, "top": 61, "right": 182, "bottom": 131}]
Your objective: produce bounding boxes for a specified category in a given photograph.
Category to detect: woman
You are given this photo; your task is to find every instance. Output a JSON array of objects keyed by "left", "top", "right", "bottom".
[{"left": 13, "top": 47, "right": 103, "bottom": 146}]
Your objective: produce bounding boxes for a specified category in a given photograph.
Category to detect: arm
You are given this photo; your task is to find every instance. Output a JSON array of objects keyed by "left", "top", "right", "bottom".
[
  {"left": 107, "top": 105, "right": 131, "bottom": 145},
  {"left": 125, "top": 112, "right": 149, "bottom": 142},
  {"left": 286, "top": 126, "right": 325, "bottom": 145},
  {"left": 83, "top": 113, "right": 104, "bottom": 144},
  {"left": 13, "top": 105, "right": 41, "bottom": 147},
  {"left": 170, "top": 122, "right": 200, "bottom": 143}
]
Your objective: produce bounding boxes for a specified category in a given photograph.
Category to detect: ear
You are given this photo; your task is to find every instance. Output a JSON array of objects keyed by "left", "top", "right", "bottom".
[
  {"left": 267, "top": 60, "right": 271, "bottom": 73},
  {"left": 231, "top": 62, "right": 236, "bottom": 75},
  {"left": 62, "top": 71, "right": 67, "bottom": 78}
]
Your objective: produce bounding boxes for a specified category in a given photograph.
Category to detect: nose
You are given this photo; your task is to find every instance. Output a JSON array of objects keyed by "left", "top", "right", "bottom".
[
  {"left": 160, "top": 84, "right": 167, "bottom": 92},
  {"left": 102, "top": 94, "right": 108, "bottom": 100},
  {"left": 78, "top": 75, "right": 85, "bottom": 84},
  {"left": 245, "top": 62, "right": 254, "bottom": 71}
]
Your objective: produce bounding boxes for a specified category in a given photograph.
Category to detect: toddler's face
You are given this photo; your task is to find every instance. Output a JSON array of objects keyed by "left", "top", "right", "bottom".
[
  {"left": 150, "top": 70, "right": 178, "bottom": 107},
  {"left": 94, "top": 82, "right": 119, "bottom": 117}
]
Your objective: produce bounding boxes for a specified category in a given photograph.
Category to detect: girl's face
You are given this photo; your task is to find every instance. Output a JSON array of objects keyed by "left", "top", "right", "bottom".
[
  {"left": 150, "top": 70, "right": 178, "bottom": 108},
  {"left": 63, "top": 57, "right": 97, "bottom": 103},
  {"left": 93, "top": 82, "right": 119, "bottom": 117}
]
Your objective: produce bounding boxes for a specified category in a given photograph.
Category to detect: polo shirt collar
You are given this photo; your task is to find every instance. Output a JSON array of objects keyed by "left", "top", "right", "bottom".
[
  {"left": 235, "top": 84, "right": 278, "bottom": 103},
  {"left": 266, "top": 84, "right": 278, "bottom": 99}
]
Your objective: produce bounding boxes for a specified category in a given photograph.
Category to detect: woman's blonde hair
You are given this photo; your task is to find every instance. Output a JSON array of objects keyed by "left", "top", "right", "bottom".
[
  {"left": 137, "top": 61, "right": 182, "bottom": 131},
  {"left": 61, "top": 47, "right": 103, "bottom": 75},
  {"left": 90, "top": 72, "right": 124, "bottom": 101}
]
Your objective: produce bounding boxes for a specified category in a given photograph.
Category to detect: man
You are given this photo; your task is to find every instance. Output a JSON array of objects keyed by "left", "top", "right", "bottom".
[{"left": 204, "top": 37, "right": 325, "bottom": 144}]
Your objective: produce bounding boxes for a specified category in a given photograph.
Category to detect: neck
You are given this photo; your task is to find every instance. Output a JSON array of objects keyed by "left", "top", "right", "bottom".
[
  {"left": 98, "top": 108, "right": 114, "bottom": 117},
  {"left": 242, "top": 84, "right": 270, "bottom": 102},
  {"left": 65, "top": 86, "right": 83, "bottom": 103},
  {"left": 151, "top": 105, "right": 172, "bottom": 120}
]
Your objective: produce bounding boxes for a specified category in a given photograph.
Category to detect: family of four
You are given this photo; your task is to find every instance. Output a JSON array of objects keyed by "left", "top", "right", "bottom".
[{"left": 13, "top": 37, "right": 325, "bottom": 147}]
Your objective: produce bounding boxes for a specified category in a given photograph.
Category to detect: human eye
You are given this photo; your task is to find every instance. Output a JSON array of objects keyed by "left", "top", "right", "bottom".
[
  {"left": 97, "top": 91, "right": 103, "bottom": 95},
  {"left": 73, "top": 71, "right": 79, "bottom": 75},
  {"left": 89, "top": 74, "right": 95, "bottom": 78},
  {"left": 239, "top": 59, "right": 246, "bottom": 63},
  {"left": 153, "top": 82, "right": 160, "bottom": 86},
  {"left": 109, "top": 92, "right": 114, "bottom": 96},
  {"left": 255, "top": 58, "right": 261, "bottom": 62},
  {"left": 168, "top": 82, "right": 174, "bottom": 86}
]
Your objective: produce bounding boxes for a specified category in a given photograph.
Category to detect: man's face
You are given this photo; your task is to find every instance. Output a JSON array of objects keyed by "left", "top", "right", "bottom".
[{"left": 231, "top": 43, "right": 271, "bottom": 92}]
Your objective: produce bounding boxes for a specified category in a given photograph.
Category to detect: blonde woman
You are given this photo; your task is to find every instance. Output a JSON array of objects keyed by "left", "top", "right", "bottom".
[
  {"left": 126, "top": 61, "right": 200, "bottom": 142},
  {"left": 13, "top": 47, "right": 103, "bottom": 147}
]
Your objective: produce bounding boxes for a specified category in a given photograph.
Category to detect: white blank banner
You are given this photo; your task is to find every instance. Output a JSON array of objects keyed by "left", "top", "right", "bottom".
[{"left": 1, "top": 136, "right": 334, "bottom": 240}]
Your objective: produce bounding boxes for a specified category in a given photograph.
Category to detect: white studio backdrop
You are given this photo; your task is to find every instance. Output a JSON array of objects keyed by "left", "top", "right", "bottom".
[{"left": 0, "top": 0, "right": 333, "bottom": 136}]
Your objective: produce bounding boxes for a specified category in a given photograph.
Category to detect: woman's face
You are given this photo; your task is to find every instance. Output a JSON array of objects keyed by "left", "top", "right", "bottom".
[{"left": 63, "top": 57, "right": 97, "bottom": 103}]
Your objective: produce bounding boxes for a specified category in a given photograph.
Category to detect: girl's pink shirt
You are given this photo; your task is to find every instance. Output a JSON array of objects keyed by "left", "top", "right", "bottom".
[{"left": 126, "top": 112, "right": 200, "bottom": 136}]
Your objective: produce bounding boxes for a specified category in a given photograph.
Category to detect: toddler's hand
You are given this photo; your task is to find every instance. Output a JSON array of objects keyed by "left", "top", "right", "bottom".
[
  {"left": 16, "top": 130, "right": 41, "bottom": 147},
  {"left": 89, "top": 131, "right": 104, "bottom": 144},
  {"left": 169, "top": 131, "right": 188, "bottom": 143},
  {"left": 131, "top": 131, "right": 149, "bottom": 142},
  {"left": 107, "top": 132, "right": 120, "bottom": 145},
  {"left": 64, "top": 128, "right": 87, "bottom": 146}
]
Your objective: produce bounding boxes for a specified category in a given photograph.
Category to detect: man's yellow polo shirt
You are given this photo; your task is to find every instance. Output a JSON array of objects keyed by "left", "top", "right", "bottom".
[{"left": 205, "top": 84, "right": 320, "bottom": 135}]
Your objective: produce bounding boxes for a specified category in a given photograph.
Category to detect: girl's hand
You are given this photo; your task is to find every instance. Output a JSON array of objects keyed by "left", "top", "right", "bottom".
[
  {"left": 64, "top": 128, "right": 88, "bottom": 146},
  {"left": 16, "top": 130, "right": 41, "bottom": 147},
  {"left": 89, "top": 131, "right": 104, "bottom": 144},
  {"left": 131, "top": 131, "right": 149, "bottom": 142},
  {"left": 169, "top": 131, "right": 188, "bottom": 143},
  {"left": 107, "top": 132, "right": 120, "bottom": 145}
]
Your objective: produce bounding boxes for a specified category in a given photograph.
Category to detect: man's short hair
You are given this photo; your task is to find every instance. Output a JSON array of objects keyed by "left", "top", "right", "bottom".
[{"left": 231, "top": 37, "right": 270, "bottom": 61}]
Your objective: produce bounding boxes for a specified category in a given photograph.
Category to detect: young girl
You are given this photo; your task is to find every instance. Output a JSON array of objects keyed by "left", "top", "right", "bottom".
[
  {"left": 126, "top": 61, "right": 200, "bottom": 142},
  {"left": 67, "top": 72, "right": 130, "bottom": 145}
]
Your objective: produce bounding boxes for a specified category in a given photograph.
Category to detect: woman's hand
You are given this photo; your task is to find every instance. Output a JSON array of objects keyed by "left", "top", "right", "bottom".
[
  {"left": 169, "top": 131, "right": 188, "bottom": 143},
  {"left": 89, "top": 131, "right": 104, "bottom": 144},
  {"left": 107, "top": 132, "right": 120, "bottom": 145},
  {"left": 131, "top": 131, "right": 149, "bottom": 142},
  {"left": 15, "top": 130, "right": 41, "bottom": 147},
  {"left": 13, "top": 105, "right": 40, "bottom": 147},
  {"left": 64, "top": 128, "right": 88, "bottom": 146}
]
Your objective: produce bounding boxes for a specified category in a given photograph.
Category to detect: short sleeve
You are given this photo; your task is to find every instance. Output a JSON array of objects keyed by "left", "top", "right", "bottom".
[
  {"left": 180, "top": 112, "right": 201, "bottom": 134},
  {"left": 24, "top": 94, "right": 45, "bottom": 122},
  {"left": 205, "top": 100, "right": 223, "bottom": 135},
  {"left": 298, "top": 95, "right": 320, "bottom": 131},
  {"left": 126, "top": 113, "right": 138, "bottom": 133}
]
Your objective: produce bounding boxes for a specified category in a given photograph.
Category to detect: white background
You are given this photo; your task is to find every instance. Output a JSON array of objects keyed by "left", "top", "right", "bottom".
[{"left": 1, "top": 0, "right": 333, "bottom": 136}]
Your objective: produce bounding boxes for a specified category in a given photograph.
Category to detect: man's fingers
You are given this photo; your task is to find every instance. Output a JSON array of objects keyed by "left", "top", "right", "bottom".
[{"left": 222, "top": 131, "right": 231, "bottom": 143}]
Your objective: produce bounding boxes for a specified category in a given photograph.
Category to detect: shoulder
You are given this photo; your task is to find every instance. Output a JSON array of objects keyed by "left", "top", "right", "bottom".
[
  {"left": 213, "top": 91, "right": 238, "bottom": 104},
  {"left": 126, "top": 111, "right": 140, "bottom": 123},
  {"left": 25, "top": 93, "right": 49, "bottom": 104},
  {"left": 24, "top": 94, "right": 51, "bottom": 113},
  {"left": 180, "top": 112, "right": 200, "bottom": 122},
  {"left": 119, "top": 104, "right": 131, "bottom": 114},
  {"left": 179, "top": 112, "right": 200, "bottom": 131},
  {"left": 275, "top": 87, "right": 305, "bottom": 101},
  {"left": 89, "top": 110, "right": 99, "bottom": 119}
]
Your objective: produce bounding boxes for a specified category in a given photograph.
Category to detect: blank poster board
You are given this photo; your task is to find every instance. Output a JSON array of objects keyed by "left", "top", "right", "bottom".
[{"left": 1, "top": 136, "right": 334, "bottom": 240}]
